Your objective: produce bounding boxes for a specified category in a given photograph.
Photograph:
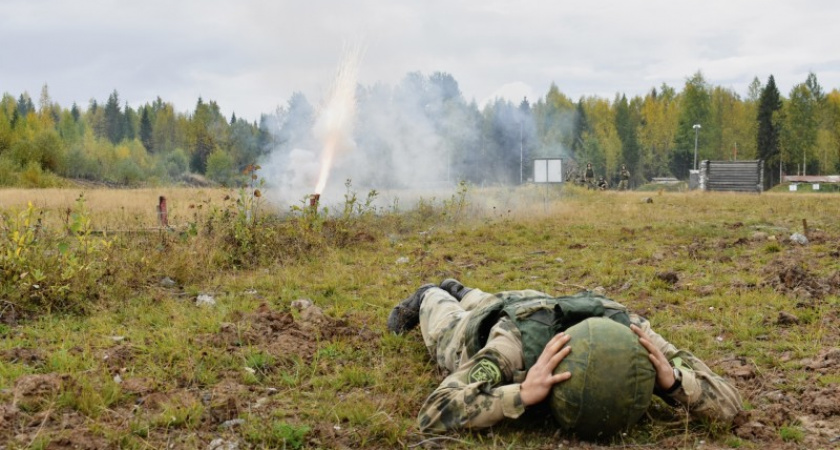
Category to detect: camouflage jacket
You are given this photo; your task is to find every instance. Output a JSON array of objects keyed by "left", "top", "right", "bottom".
[{"left": 417, "top": 293, "right": 743, "bottom": 433}]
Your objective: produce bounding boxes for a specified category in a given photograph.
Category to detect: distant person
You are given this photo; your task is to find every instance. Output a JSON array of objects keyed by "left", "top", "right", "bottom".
[
  {"left": 597, "top": 176, "right": 609, "bottom": 190},
  {"left": 619, "top": 165, "right": 631, "bottom": 191},
  {"left": 584, "top": 163, "right": 595, "bottom": 189},
  {"left": 387, "top": 280, "right": 742, "bottom": 437}
]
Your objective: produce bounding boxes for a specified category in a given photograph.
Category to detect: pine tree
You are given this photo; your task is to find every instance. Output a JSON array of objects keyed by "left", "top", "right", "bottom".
[
  {"left": 140, "top": 106, "right": 154, "bottom": 152},
  {"left": 614, "top": 94, "right": 640, "bottom": 183},
  {"left": 104, "top": 90, "right": 124, "bottom": 144},
  {"left": 756, "top": 75, "right": 783, "bottom": 188},
  {"left": 572, "top": 99, "right": 589, "bottom": 156},
  {"left": 123, "top": 104, "right": 138, "bottom": 141},
  {"left": 17, "top": 93, "right": 34, "bottom": 117}
]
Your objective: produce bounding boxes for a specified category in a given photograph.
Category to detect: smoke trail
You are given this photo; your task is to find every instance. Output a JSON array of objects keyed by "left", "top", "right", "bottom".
[{"left": 313, "top": 44, "right": 363, "bottom": 194}]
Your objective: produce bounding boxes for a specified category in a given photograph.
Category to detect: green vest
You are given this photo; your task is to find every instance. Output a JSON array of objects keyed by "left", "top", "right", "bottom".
[{"left": 463, "top": 290, "right": 631, "bottom": 368}]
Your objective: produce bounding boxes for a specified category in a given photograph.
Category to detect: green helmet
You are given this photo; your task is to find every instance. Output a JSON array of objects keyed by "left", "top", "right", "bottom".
[{"left": 549, "top": 317, "right": 656, "bottom": 440}]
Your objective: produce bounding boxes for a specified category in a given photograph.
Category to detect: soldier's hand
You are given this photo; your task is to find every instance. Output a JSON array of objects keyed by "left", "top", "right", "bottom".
[
  {"left": 631, "top": 324, "right": 676, "bottom": 391},
  {"left": 520, "top": 333, "right": 572, "bottom": 406}
]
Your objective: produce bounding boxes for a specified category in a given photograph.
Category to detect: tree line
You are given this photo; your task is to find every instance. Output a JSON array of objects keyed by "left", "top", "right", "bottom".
[{"left": 1, "top": 71, "right": 838, "bottom": 189}]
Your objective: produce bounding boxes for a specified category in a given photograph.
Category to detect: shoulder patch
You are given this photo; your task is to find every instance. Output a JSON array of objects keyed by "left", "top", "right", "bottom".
[{"left": 468, "top": 358, "right": 503, "bottom": 386}]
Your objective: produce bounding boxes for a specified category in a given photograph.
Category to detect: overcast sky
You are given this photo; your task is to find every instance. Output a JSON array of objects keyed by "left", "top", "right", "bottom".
[{"left": 2, "top": 0, "right": 839, "bottom": 122}]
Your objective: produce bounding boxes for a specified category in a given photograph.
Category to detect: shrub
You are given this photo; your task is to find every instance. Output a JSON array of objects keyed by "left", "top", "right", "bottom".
[{"left": 0, "top": 195, "right": 113, "bottom": 312}]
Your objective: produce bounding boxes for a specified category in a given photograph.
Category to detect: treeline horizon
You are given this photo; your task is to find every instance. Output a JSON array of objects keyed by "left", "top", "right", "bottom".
[{"left": 1, "top": 70, "right": 838, "bottom": 191}]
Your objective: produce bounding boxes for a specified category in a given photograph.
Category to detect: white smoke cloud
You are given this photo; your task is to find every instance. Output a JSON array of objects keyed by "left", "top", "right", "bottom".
[{"left": 260, "top": 78, "right": 469, "bottom": 208}]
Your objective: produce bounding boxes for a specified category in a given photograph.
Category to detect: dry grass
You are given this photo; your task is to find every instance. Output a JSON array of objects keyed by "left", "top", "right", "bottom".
[{"left": 0, "top": 187, "right": 236, "bottom": 230}]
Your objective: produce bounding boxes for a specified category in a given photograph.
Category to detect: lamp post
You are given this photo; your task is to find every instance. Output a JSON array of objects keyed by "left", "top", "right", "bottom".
[
  {"left": 519, "top": 120, "right": 525, "bottom": 184},
  {"left": 693, "top": 124, "right": 701, "bottom": 170}
]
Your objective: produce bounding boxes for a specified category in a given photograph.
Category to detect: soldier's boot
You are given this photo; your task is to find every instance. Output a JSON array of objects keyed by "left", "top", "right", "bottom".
[
  {"left": 386, "top": 284, "right": 435, "bottom": 335},
  {"left": 439, "top": 278, "right": 473, "bottom": 301}
]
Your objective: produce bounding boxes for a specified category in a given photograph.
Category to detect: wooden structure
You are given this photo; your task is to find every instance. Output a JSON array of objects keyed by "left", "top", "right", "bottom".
[{"left": 699, "top": 160, "right": 764, "bottom": 193}]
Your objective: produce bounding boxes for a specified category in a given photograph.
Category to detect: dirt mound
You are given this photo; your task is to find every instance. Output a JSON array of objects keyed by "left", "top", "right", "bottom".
[
  {"left": 208, "top": 302, "right": 376, "bottom": 362},
  {"left": 730, "top": 339, "right": 840, "bottom": 449},
  {"left": 762, "top": 259, "right": 840, "bottom": 299},
  {"left": 44, "top": 430, "right": 109, "bottom": 450},
  {"left": 0, "top": 347, "right": 45, "bottom": 366},
  {"left": 13, "top": 374, "right": 63, "bottom": 410},
  {"left": 101, "top": 344, "right": 135, "bottom": 370},
  {"left": 209, "top": 304, "right": 320, "bottom": 365}
]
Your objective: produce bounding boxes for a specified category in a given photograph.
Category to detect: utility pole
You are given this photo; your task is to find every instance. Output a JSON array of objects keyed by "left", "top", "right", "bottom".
[
  {"left": 519, "top": 121, "right": 524, "bottom": 184},
  {"left": 693, "top": 124, "right": 701, "bottom": 170}
]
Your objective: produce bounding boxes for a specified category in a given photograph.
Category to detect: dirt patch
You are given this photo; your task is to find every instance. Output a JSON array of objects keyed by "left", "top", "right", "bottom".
[
  {"left": 802, "top": 387, "right": 840, "bottom": 417},
  {"left": 0, "top": 347, "right": 45, "bottom": 366},
  {"left": 119, "top": 376, "right": 155, "bottom": 395},
  {"left": 730, "top": 341, "right": 840, "bottom": 449},
  {"left": 655, "top": 271, "right": 679, "bottom": 285},
  {"left": 13, "top": 374, "right": 63, "bottom": 410},
  {"left": 802, "top": 348, "right": 840, "bottom": 372},
  {"left": 0, "top": 403, "right": 19, "bottom": 433},
  {"left": 44, "top": 431, "right": 110, "bottom": 450},
  {"left": 715, "top": 357, "right": 756, "bottom": 380},
  {"left": 207, "top": 302, "right": 377, "bottom": 362},
  {"left": 101, "top": 344, "right": 134, "bottom": 370},
  {"left": 208, "top": 304, "right": 319, "bottom": 365},
  {"left": 205, "top": 380, "right": 248, "bottom": 424},
  {"left": 762, "top": 259, "right": 840, "bottom": 299}
]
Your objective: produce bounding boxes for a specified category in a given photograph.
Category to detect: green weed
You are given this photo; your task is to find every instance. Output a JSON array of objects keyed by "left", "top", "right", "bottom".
[
  {"left": 779, "top": 424, "right": 804, "bottom": 442},
  {"left": 151, "top": 396, "right": 205, "bottom": 429},
  {"left": 244, "top": 420, "right": 310, "bottom": 449}
]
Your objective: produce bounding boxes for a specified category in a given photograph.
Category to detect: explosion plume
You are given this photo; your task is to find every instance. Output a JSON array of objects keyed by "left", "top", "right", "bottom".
[{"left": 313, "top": 44, "right": 363, "bottom": 194}]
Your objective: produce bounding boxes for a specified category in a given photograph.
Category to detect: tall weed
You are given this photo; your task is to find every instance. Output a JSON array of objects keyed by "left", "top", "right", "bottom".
[{"left": 0, "top": 194, "right": 112, "bottom": 313}]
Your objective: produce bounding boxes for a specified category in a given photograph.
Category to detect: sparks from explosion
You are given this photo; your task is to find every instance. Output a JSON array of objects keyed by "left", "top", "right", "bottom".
[{"left": 313, "top": 45, "right": 363, "bottom": 195}]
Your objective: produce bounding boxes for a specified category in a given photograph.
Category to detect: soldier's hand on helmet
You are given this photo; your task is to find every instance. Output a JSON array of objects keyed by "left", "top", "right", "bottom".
[
  {"left": 631, "top": 324, "right": 676, "bottom": 391},
  {"left": 520, "top": 333, "right": 572, "bottom": 406}
]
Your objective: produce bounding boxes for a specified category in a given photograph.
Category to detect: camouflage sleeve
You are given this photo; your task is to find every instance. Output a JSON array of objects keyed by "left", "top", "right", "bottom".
[
  {"left": 633, "top": 316, "right": 743, "bottom": 422},
  {"left": 417, "top": 317, "right": 526, "bottom": 432}
]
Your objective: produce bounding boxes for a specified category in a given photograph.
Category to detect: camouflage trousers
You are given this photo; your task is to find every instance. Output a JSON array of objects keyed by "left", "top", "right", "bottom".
[
  {"left": 618, "top": 179, "right": 629, "bottom": 191},
  {"left": 419, "top": 287, "right": 523, "bottom": 373}
]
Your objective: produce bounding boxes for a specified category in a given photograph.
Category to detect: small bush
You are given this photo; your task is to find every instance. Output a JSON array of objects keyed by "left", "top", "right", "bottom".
[{"left": 0, "top": 194, "right": 113, "bottom": 312}]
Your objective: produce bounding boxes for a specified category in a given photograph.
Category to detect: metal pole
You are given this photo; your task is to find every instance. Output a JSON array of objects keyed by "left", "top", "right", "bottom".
[
  {"left": 693, "top": 124, "right": 701, "bottom": 170},
  {"left": 519, "top": 121, "right": 523, "bottom": 184}
]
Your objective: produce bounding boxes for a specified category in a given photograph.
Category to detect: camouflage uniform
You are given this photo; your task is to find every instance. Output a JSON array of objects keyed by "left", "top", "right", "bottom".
[
  {"left": 619, "top": 166, "right": 630, "bottom": 191},
  {"left": 416, "top": 287, "right": 743, "bottom": 432},
  {"left": 584, "top": 164, "right": 595, "bottom": 188}
]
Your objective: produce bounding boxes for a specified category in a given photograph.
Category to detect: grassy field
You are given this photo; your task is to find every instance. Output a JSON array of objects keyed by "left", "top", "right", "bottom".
[{"left": 0, "top": 185, "right": 838, "bottom": 449}]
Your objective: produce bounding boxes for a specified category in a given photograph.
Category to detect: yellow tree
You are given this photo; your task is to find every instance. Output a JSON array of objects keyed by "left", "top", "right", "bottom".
[
  {"left": 823, "top": 90, "right": 840, "bottom": 172},
  {"left": 637, "top": 84, "right": 679, "bottom": 178},
  {"left": 709, "top": 86, "right": 756, "bottom": 161},
  {"left": 581, "top": 96, "right": 621, "bottom": 178},
  {"left": 152, "top": 103, "right": 179, "bottom": 154},
  {"left": 535, "top": 84, "right": 576, "bottom": 153}
]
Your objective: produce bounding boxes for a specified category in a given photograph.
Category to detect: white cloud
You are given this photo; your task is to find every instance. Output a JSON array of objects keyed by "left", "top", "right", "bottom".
[{"left": 2, "top": 0, "right": 840, "bottom": 120}]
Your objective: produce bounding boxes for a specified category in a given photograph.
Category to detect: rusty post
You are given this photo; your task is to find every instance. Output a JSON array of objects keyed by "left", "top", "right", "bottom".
[
  {"left": 157, "top": 196, "right": 169, "bottom": 228},
  {"left": 802, "top": 218, "right": 808, "bottom": 238},
  {"left": 309, "top": 193, "right": 320, "bottom": 212}
]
